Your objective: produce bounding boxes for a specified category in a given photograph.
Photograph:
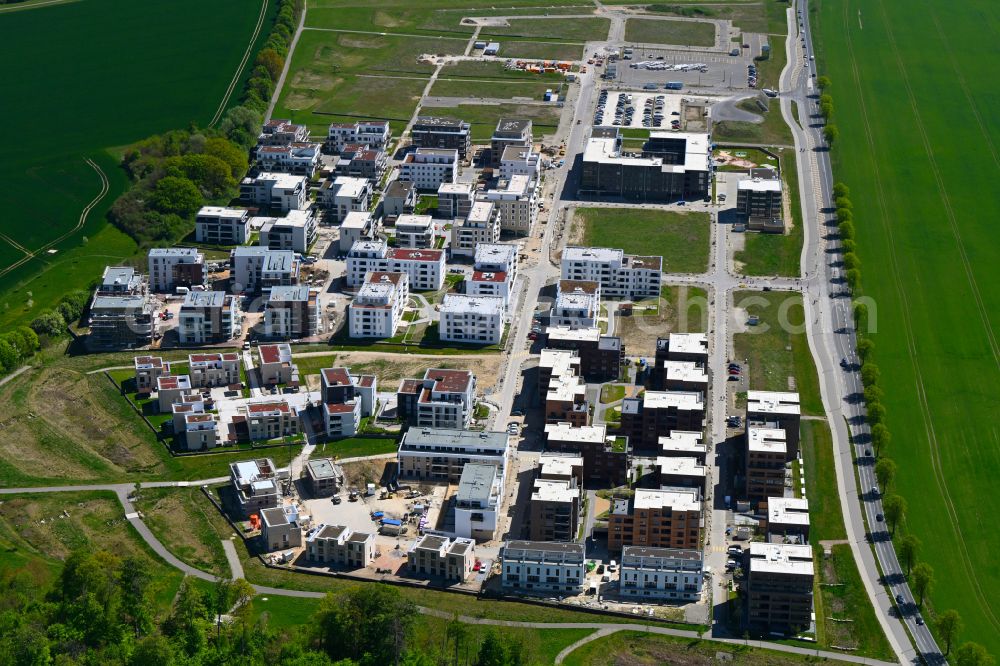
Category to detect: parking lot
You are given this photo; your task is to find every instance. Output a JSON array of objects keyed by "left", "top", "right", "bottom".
[{"left": 614, "top": 46, "right": 755, "bottom": 91}]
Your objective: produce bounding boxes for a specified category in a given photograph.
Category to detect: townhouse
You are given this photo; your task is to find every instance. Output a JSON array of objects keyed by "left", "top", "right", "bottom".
[
  {"left": 396, "top": 368, "right": 476, "bottom": 430},
  {"left": 619, "top": 546, "right": 703, "bottom": 602},
  {"left": 256, "top": 208, "right": 317, "bottom": 254},
  {"left": 147, "top": 247, "right": 206, "bottom": 292},
  {"left": 134, "top": 355, "right": 171, "bottom": 394},
  {"left": 399, "top": 148, "right": 459, "bottom": 191},
  {"left": 320, "top": 366, "right": 377, "bottom": 438},
  {"left": 561, "top": 246, "right": 662, "bottom": 299},
  {"left": 195, "top": 206, "right": 251, "bottom": 245},
  {"left": 439, "top": 294, "right": 505, "bottom": 345},
  {"left": 348, "top": 271, "right": 409, "bottom": 339},
  {"left": 307, "top": 524, "right": 376, "bottom": 568},
  {"left": 607, "top": 488, "right": 702, "bottom": 551},
  {"left": 178, "top": 290, "right": 240, "bottom": 344},
  {"left": 501, "top": 541, "right": 585, "bottom": 595},
  {"left": 260, "top": 505, "right": 303, "bottom": 552},
  {"left": 397, "top": 427, "right": 508, "bottom": 483},
  {"left": 411, "top": 116, "right": 471, "bottom": 159},
  {"left": 237, "top": 400, "right": 301, "bottom": 441},
  {"left": 188, "top": 352, "right": 240, "bottom": 388},
  {"left": 257, "top": 343, "right": 297, "bottom": 385},
  {"left": 408, "top": 534, "right": 476, "bottom": 582}
]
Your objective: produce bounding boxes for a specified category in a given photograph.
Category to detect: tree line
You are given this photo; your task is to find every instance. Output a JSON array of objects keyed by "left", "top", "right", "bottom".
[{"left": 0, "top": 548, "right": 533, "bottom": 666}]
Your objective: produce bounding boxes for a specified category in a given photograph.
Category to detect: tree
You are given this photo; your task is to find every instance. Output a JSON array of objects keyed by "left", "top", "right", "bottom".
[
  {"left": 870, "top": 422, "right": 891, "bottom": 456},
  {"left": 836, "top": 207, "right": 853, "bottom": 223},
  {"left": 843, "top": 252, "right": 860, "bottom": 271},
  {"left": 0, "top": 338, "right": 18, "bottom": 374},
  {"left": 882, "top": 494, "right": 907, "bottom": 535},
  {"left": 936, "top": 609, "right": 962, "bottom": 655},
  {"left": 955, "top": 642, "right": 994, "bottom": 666},
  {"left": 823, "top": 123, "right": 840, "bottom": 146},
  {"left": 841, "top": 238, "right": 857, "bottom": 254},
  {"left": 150, "top": 176, "right": 203, "bottom": 217},
  {"left": 875, "top": 457, "right": 897, "bottom": 492},
  {"left": 864, "top": 384, "right": 884, "bottom": 406},
  {"left": 820, "top": 100, "right": 833, "bottom": 120},
  {"left": 130, "top": 634, "right": 176, "bottom": 666},
  {"left": 835, "top": 195, "right": 852, "bottom": 210},
  {"left": 817, "top": 75, "right": 832, "bottom": 90},
  {"left": 447, "top": 616, "right": 468, "bottom": 666},
  {"left": 30, "top": 310, "right": 65, "bottom": 337},
  {"left": 867, "top": 401, "right": 887, "bottom": 425},
  {"left": 164, "top": 153, "right": 235, "bottom": 198},
  {"left": 911, "top": 562, "right": 934, "bottom": 606},
  {"left": 118, "top": 556, "right": 153, "bottom": 638},
  {"left": 833, "top": 182, "right": 850, "bottom": 198},
  {"left": 852, "top": 300, "right": 867, "bottom": 330},
  {"left": 474, "top": 631, "right": 525, "bottom": 666},
  {"left": 845, "top": 268, "right": 861, "bottom": 292},
  {"left": 204, "top": 137, "right": 248, "bottom": 178},
  {"left": 857, "top": 337, "right": 874, "bottom": 362},
  {"left": 315, "top": 585, "right": 418, "bottom": 666},
  {"left": 861, "top": 362, "right": 880, "bottom": 386},
  {"left": 897, "top": 534, "right": 920, "bottom": 575},
  {"left": 255, "top": 48, "right": 285, "bottom": 81},
  {"left": 839, "top": 220, "right": 855, "bottom": 240}
]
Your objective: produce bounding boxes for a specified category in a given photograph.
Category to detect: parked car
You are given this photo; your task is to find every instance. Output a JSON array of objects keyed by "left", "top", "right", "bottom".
[{"left": 876, "top": 513, "right": 885, "bottom": 522}]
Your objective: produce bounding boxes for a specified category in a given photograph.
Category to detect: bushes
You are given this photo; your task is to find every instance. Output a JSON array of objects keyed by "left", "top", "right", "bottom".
[{"left": 0, "top": 325, "right": 40, "bottom": 374}]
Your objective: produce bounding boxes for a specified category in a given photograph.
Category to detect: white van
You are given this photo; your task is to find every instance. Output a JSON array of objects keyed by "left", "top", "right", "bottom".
[{"left": 175, "top": 286, "right": 190, "bottom": 295}]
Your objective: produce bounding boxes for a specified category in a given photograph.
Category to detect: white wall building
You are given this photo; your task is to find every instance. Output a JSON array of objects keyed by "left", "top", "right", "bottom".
[
  {"left": 348, "top": 271, "right": 409, "bottom": 339},
  {"left": 501, "top": 541, "right": 585, "bottom": 594},
  {"left": 240, "top": 172, "right": 309, "bottom": 213},
  {"left": 345, "top": 242, "right": 444, "bottom": 291},
  {"left": 320, "top": 176, "right": 372, "bottom": 223},
  {"left": 147, "top": 248, "right": 206, "bottom": 292},
  {"left": 257, "top": 209, "right": 317, "bottom": 254},
  {"left": 561, "top": 246, "right": 662, "bottom": 299},
  {"left": 399, "top": 148, "right": 459, "bottom": 190},
  {"left": 454, "top": 463, "right": 503, "bottom": 541},
  {"left": 195, "top": 207, "right": 250, "bottom": 245},
  {"left": 339, "top": 211, "right": 376, "bottom": 254},
  {"left": 551, "top": 279, "right": 600, "bottom": 329},
  {"left": 256, "top": 142, "right": 322, "bottom": 176},
  {"left": 178, "top": 291, "right": 240, "bottom": 344},
  {"left": 346, "top": 240, "right": 389, "bottom": 287},
  {"left": 499, "top": 145, "right": 541, "bottom": 183},
  {"left": 450, "top": 201, "right": 500, "bottom": 258},
  {"left": 619, "top": 546, "right": 703, "bottom": 601},
  {"left": 440, "top": 294, "right": 504, "bottom": 345},
  {"left": 395, "top": 214, "right": 435, "bottom": 249},
  {"left": 230, "top": 247, "right": 299, "bottom": 294},
  {"left": 397, "top": 427, "right": 508, "bottom": 482},
  {"left": 480, "top": 174, "right": 536, "bottom": 234},
  {"left": 326, "top": 120, "right": 391, "bottom": 153}
]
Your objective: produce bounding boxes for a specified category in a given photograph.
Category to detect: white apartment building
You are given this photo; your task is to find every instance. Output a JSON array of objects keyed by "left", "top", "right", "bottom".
[
  {"left": 230, "top": 247, "right": 299, "bottom": 294},
  {"left": 450, "top": 201, "right": 500, "bottom": 258},
  {"left": 339, "top": 211, "right": 376, "bottom": 254},
  {"left": 188, "top": 352, "right": 241, "bottom": 388},
  {"left": 454, "top": 463, "right": 503, "bottom": 541},
  {"left": 468, "top": 270, "right": 513, "bottom": 309},
  {"left": 619, "top": 546, "right": 703, "bottom": 601},
  {"left": 195, "top": 206, "right": 250, "bottom": 245},
  {"left": 147, "top": 248, "right": 206, "bottom": 292},
  {"left": 397, "top": 427, "right": 508, "bottom": 483},
  {"left": 345, "top": 242, "right": 445, "bottom": 291},
  {"left": 320, "top": 176, "right": 372, "bottom": 223},
  {"left": 395, "top": 214, "right": 435, "bottom": 249},
  {"left": 239, "top": 400, "right": 301, "bottom": 441},
  {"left": 264, "top": 285, "right": 321, "bottom": 339},
  {"left": 177, "top": 291, "right": 240, "bottom": 344},
  {"left": 256, "top": 142, "right": 322, "bottom": 176},
  {"left": 240, "top": 172, "right": 308, "bottom": 213},
  {"left": 397, "top": 368, "right": 477, "bottom": 430},
  {"left": 499, "top": 145, "right": 541, "bottom": 183},
  {"left": 501, "top": 541, "right": 585, "bottom": 594},
  {"left": 439, "top": 294, "right": 504, "bottom": 345},
  {"left": 480, "top": 174, "right": 536, "bottom": 234},
  {"left": 257, "top": 208, "right": 317, "bottom": 254},
  {"left": 346, "top": 240, "right": 389, "bottom": 287},
  {"left": 474, "top": 242, "right": 518, "bottom": 278},
  {"left": 561, "top": 246, "right": 662, "bottom": 299},
  {"left": 399, "top": 148, "right": 458, "bottom": 190},
  {"left": 257, "top": 119, "right": 310, "bottom": 147},
  {"left": 348, "top": 271, "right": 409, "bottom": 339},
  {"left": 156, "top": 374, "right": 192, "bottom": 412},
  {"left": 326, "top": 120, "right": 391, "bottom": 153},
  {"left": 438, "top": 181, "right": 475, "bottom": 219},
  {"left": 551, "top": 279, "right": 600, "bottom": 329},
  {"left": 320, "top": 367, "right": 377, "bottom": 438}
]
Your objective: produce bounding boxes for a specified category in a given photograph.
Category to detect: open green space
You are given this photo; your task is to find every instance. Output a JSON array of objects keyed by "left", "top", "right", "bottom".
[
  {"left": 735, "top": 148, "right": 803, "bottom": 277},
  {"left": 713, "top": 98, "right": 793, "bottom": 147},
  {"left": 420, "top": 103, "right": 562, "bottom": 141},
  {"left": 480, "top": 16, "right": 610, "bottom": 42},
  {"left": 814, "top": 0, "right": 1000, "bottom": 651},
  {"left": 732, "top": 291, "right": 822, "bottom": 415},
  {"left": 624, "top": 18, "right": 716, "bottom": 46},
  {"left": 0, "top": 0, "right": 275, "bottom": 329},
  {"left": 494, "top": 40, "right": 586, "bottom": 60},
  {"left": 430, "top": 76, "right": 562, "bottom": 100},
  {"left": 441, "top": 60, "right": 567, "bottom": 82},
  {"left": 574, "top": 207, "right": 710, "bottom": 274}
]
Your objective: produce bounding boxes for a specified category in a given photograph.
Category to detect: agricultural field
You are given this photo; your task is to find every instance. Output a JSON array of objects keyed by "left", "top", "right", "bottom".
[
  {"left": 0, "top": 0, "right": 276, "bottom": 329},
  {"left": 624, "top": 18, "right": 717, "bottom": 47},
  {"left": 814, "top": 0, "right": 1000, "bottom": 652}
]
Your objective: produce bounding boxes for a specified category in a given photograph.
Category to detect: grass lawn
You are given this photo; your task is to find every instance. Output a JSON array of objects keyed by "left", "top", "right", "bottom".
[
  {"left": 616, "top": 285, "right": 708, "bottom": 357},
  {"left": 430, "top": 77, "right": 561, "bottom": 100},
  {"left": 0, "top": 0, "right": 277, "bottom": 329},
  {"left": 600, "top": 384, "right": 626, "bottom": 404},
  {"left": 735, "top": 148, "right": 803, "bottom": 277},
  {"left": 713, "top": 98, "right": 793, "bottom": 147},
  {"left": 479, "top": 17, "right": 610, "bottom": 42},
  {"left": 574, "top": 207, "right": 710, "bottom": 274},
  {"left": 732, "top": 291, "right": 822, "bottom": 415},
  {"left": 441, "top": 60, "right": 566, "bottom": 82},
  {"left": 815, "top": 0, "right": 1000, "bottom": 649},
  {"left": 492, "top": 40, "right": 585, "bottom": 61},
  {"left": 624, "top": 18, "right": 716, "bottom": 46},
  {"left": 422, "top": 103, "right": 562, "bottom": 141},
  {"left": 317, "top": 436, "right": 399, "bottom": 459}
]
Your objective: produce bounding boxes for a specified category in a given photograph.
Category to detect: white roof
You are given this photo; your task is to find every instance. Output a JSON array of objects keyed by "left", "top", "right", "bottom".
[
  {"left": 545, "top": 422, "right": 607, "bottom": 444},
  {"left": 669, "top": 332, "right": 708, "bottom": 356},
  {"left": 546, "top": 373, "right": 586, "bottom": 402},
  {"left": 538, "top": 452, "right": 583, "bottom": 477},
  {"left": 396, "top": 214, "right": 433, "bottom": 230},
  {"left": 539, "top": 348, "right": 580, "bottom": 375},
  {"left": 467, "top": 201, "right": 495, "bottom": 225},
  {"left": 738, "top": 177, "right": 782, "bottom": 192},
  {"left": 546, "top": 325, "right": 601, "bottom": 342},
  {"left": 438, "top": 181, "right": 474, "bottom": 195},
  {"left": 333, "top": 176, "right": 369, "bottom": 199},
  {"left": 583, "top": 131, "right": 711, "bottom": 173},
  {"left": 440, "top": 293, "right": 504, "bottom": 315},
  {"left": 749, "top": 542, "right": 814, "bottom": 576},
  {"left": 643, "top": 390, "right": 704, "bottom": 411},
  {"left": 659, "top": 431, "right": 706, "bottom": 454},
  {"left": 258, "top": 172, "right": 305, "bottom": 188},
  {"left": 563, "top": 245, "right": 623, "bottom": 265},
  {"left": 633, "top": 488, "right": 701, "bottom": 512},
  {"left": 767, "top": 496, "right": 810, "bottom": 527},
  {"left": 662, "top": 360, "right": 708, "bottom": 384},
  {"left": 342, "top": 211, "right": 373, "bottom": 230},
  {"left": 474, "top": 242, "right": 518, "bottom": 266},
  {"left": 747, "top": 391, "right": 801, "bottom": 417},
  {"left": 655, "top": 456, "right": 706, "bottom": 479},
  {"left": 555, "top": 291, "right": 598, "bottom": 313},
  {"left": 531, "top": 478, "right": 579, "bottom": 503},
  {"left": 747, "top": 426, "right": 788, "bottom": 454},
  {"left": 198, "top": 206, "right": 247, "bottom": 219},
  {"left": 356, "top": 281, "right": 395, "bottom": 303}
]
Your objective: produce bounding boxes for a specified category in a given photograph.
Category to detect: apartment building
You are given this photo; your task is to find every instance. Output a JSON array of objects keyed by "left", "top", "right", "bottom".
[
  {"left": 747, "top": 391, "right": 801, "bottom": 458},
  {"left": 411, "top": 116, "right": 472, "bottom": 159},
  {"left": 388, "top": 248, "right": 445, "bottom": 291},
  {"left": 319, "top": 176, "right": 372, "bottom": 224},
  {"left": 543, "top": 362, "right": 589, "bottom": 427},
  {"left": 607, "top": 488, "right": 702, "bottom": 551},
  {"left": 195, "top": 206, "right": 250, "bottom": 245},
  {"left": 737, "top": 177, "right": 783, "bottom": 231},
  {"left": 656, "top": 456, "right": 707, "bottom": 493},
  {"left": 188, "top": 352, "right": 240, "bottom": 388},
  {"left": 544, "top": 422, "right": 629, "bottom": 486},
  {"left": 230, "top": 247, "right": 299, "bottom": 294},
  {"left": 467, "top": 269, "right": 513, "bottom": 309},
  {"left": 659, "top": 431, "right": 707, "bottom": 464},
  {"left": 551, "top": 280, "right": 600, "bottom": 329},
  {"left": 499, "top": 145, "right": 541, "bottom": 183},
  {"left": 579, "top": 129, "right": 711, "bottom": 202},
  {"left": 661, "top": 360, "right": 709, "bottom": 393},
  {"left": 408, "top": 535, "right": 476, "bottom": 581},
  {"left": 156, "top": 374, "right": 193, "bottom": 412},
  {"left": 619, "top": 546, "right": 703, "bottom": 602},
  {"left": 171, "top": 394, "right": 205, "bottom": 432},
  {"left": 439, "top": 294, "right": 505, "bottom": 345},
  {"left": 346, "top": 240, "right": 389, "bottom": 287},
  {"left": 545, "top": 326, "right": 624, "bottom": 381},
  {"left": 746, "top": 543, "right": 814, "bottom": 634},
  {"left": 305, "top": 457, "right": 345, "bottom": 497},
  {"left": 438, "top": 181, "right": 475, "bottom": 219},
  {"left": 396, "top": 368, "right": 476, "bottom": 430},
  {"left": 382, "top": 179, "right": 417, "bottom": 219},
  {"left": 745, "top": 426, "right": 789, "bottom": 504},
  {"left": 257, "top": 208, "right": 317, "bottom": 254},
  {"left": 260, "top": 505, "right": 303, "bottom": 552},
  {"left": 480, "top": 174, "right": 536, "bottom": 234},
  {"left": 147, "top": 247, "right": 206, "bottom": 292},
  {"left": 340, "top": 147, "right": 387, "bottom": 181},
  {"left": 238, "top": 400, "right": 300, "bottom": 441},
  {"left": 652, "top": 333, "right": 708, "bottom": 389},
  {"left": 561, "top": 246, "right": 662, "bottom": 299},
  {"left": 397, "top": 427, "right": 508, "bottom": 482},
  {"left": 264, "top": 285, "right": 320, "bottom": 340},
  {"left": 395, "top": 214, "right": 435, "bottom": 249},
  {"left": 529, "top": 478, "right": 580, "bottom": 542},
  {"left": 538, "top": 348, "right": 581, "bottom": 399},
  {"left": 306, "top": 524, "right": 375, "bottom": 567},
  {"left": 348, "top": 271, "right": 409, "bottom": 339},
  {"left": 326, "top": 120, "right": 390, "bottom": 153},
  {"left": 257, "top": 343, "right": 297, "bottom": 385},
  {"left": 450, "top": 201, "right": 500, "bottom": 258},
  {"left": 178, "top": 291, "right": 240, "bottom": 344},
  {"left": 256, "top": 142, "right": 322, "bottom": 176},
  {"left": 134, "top": 355, "right": 170, "bottom": 394},
  {"left": 501, "top": 541, "right": 585, "bottom": 595},
  {"left": 339, "top": 211, "right": 376, "bottom": 254},
  {"left": 455, "top": 463, "right": 503, "bottom": 541},
  {"left": 620, "top": 391, "right": 706, "bottom": 450},
  {"left": 240, "top": 172, "right": 308, "bottom": 213},
  {"left": 320, "top": 366, "right": 377, "bottom": 438},
  {"left": 538, "top": 452, "right": 585, "bottom": 486},
  {"left": 180, "top": 413, "right": 219, "bottom": 451},
  {"left": 765, "top": 497, "right": 810, "bottom": 542},
  {"left": 229, "top": 458, "right": 279, "bottom": 517},
  {"left": 257, "top": 119, "right": 310, "bottom": 147},
  {"left": 490, "top": 118, "right": 532, "bottom": 168},
  {"left": 88, "top": 267, "right": 156, "bottom": 350},
  {"left": 474, "top": 242, "right": 518, "bottom": 278},
  {"left": 400, "top": 148, "right": 459, "bottom": 190}
]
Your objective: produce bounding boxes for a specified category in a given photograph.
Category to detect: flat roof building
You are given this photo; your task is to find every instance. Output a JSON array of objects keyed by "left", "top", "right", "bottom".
[
  {"left": 398, "top": 427, "right": 508, "bottom": 483},
  {"left": 455, "top": 463, "right": 503, "bottom": 541},
  {"left": 620, "top": 546, "right": 703, "bottom": 602},
  {"left": 561, "top": 246, "right": 662, "bottom": 300},
  {"left": 608, "top": 488, "right": 701, "bottom": 551},
  {"left": 620, "top": 391, "right": 705, "bottom": 450},
  {"left": 746, "top": 542, "right": 814, "bottom": 635},
  {"left": 490, "top": 118, "right": 532, "bottom": 168},
  {"left": 501, "top": 541, "right": 585, "bottom": 595},
  {"left": 765, "top": 496, "right": 810, "bottom": 541},
  {"left": 439, "top": 294, "right": 504, "bottom": 345},
  {"left": 745, "top": 426, "right": 789, "bottom": 504},
  {"left": 412, "top": 116, "right": 472, "bottom": 159}
]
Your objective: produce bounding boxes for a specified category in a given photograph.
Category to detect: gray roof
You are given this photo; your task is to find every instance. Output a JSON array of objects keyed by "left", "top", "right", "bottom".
[
  {"left": 306, "top": 457, "right": 341, "bottom": 480},
  {"left": 505, "top": 540, "right": 585, "bottom": 555},
  {"left": 621, "top": 546, "right": 702, "bottom": 561},
  {"left": 456, "top": 463, "right": 498, "bottom": 504},
  {"left": 183, "top": 290, "right": 226, "bottom": 308},
  {"left": 399, "top": 428, "right": 508, "bottom": 454},
  {"left": 269, "top": 285, "right": 310, "bottom": 302}
]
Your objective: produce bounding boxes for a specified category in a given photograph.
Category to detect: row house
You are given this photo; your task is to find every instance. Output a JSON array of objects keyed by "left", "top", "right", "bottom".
[
  {"left": 326, "top": 120, "right": 390, "bottom": 153},
  {"left": 256, "top": 142, "right": 322, "bottom": 177},
  {"left": 237, "top": 400, "right": 301, "bottom": 441},
  {"left": 619, "top": 546, "right": 703, "bottom": 602},
  {"left": 501, "top": 541, "right": 584, "bottom": 595},
  {"left": 408, "top": 534, "right": 476, "bottom": 582}
]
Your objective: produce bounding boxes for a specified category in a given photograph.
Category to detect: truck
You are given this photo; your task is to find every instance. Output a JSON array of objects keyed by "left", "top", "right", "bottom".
[{"left": 665, "top": 81, "right": 683, "bottom": 90}]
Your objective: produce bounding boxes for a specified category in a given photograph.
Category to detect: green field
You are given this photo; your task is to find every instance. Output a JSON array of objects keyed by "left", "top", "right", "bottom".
[
  {"left": 430, "top": 76, "right": 562, "bottom": 100},
  {"left": 574, "top": 207, "right": 711, "bottom": 274},
  {"left": 815, "top": 0, "right": 1000, "bottom": 652},
  {"left": 493, "top": 40, "right": 586, "bottom": 61},
  {"left": 480, "top": 16, "right": 610, "bottom": 42},
  {"left": 624, "top": 18, "right": 717, "bottom": 46},
  {"left": 735, "top": 148, "right": 803, "bottom": 277},
  {"left": 420, "top": 103, "right": 562, "bottom": 141},
  {"left": 0, "top": 0, "right": 275, "bottom": 329}
]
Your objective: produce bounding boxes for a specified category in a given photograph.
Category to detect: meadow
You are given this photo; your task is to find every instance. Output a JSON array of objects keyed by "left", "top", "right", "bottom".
[
  {"left": 574, "top": 207, "right": 711, "bottom": 274},
  {"left": 624, "top": 18, "right": 717, "bottom": 47},
  {"left": 0, "top": 0, "right": 276, "bottom": 329},
  {"left": 815, "top": 0, "right": 1000, "bottom": 652}
]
